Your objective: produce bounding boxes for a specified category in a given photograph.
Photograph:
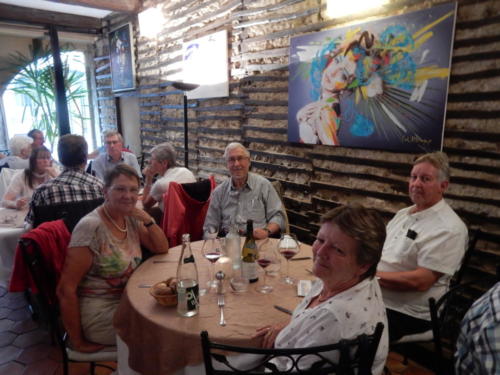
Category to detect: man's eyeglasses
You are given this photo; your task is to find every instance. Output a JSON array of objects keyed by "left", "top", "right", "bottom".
[
  {"left": 227, "top": 156, "right": 249, "bottom": 164},
  {"left": 112, "top": 186, "right": 140, "bottom": 195}
]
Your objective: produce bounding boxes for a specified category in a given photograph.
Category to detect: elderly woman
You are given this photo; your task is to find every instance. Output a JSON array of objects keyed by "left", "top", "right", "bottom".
[
  {"left": 0, "top": 135, "right": 33, "bottom": 169},
  {"left": 57, "top": 164, "right": 169, "bottom": 353},
  {"left": 2, "top": 146, "right": 58, "bottom": 210},
  {"left": 255, "top": 204, "right": 389, "bottom": 374}
]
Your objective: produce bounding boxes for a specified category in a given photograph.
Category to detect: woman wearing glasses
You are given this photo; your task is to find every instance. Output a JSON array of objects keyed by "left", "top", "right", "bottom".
[
  {"left": 1, "top": 146, "right": 58, "bottom": 210},
  {"left": 57, "top": 163, "right": 169, "bottom": 353}
]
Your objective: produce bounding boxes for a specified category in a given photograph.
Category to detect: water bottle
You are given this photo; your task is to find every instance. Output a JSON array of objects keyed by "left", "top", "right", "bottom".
[
  {"left": 176, "top": 233, "right": 199, "bottom": 317},
  {"left": 225, "top": 224, "right": 241, "bottom": 271}
]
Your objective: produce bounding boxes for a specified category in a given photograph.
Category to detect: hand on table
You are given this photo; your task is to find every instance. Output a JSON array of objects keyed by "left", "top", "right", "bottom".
[
  {"left": 253, "top": 228, "right": 269, "bottom": 240},
  {"left": 15, "top": 198, "right": 28, "bottom": 210},
  {"left": 253, "top": 320, "right": 289, "bottom": 348}
]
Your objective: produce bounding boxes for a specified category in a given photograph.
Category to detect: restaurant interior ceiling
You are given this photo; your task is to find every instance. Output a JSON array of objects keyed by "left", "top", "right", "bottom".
[{"left": 0, "top": 0, "right": 142, "bottom": 38}]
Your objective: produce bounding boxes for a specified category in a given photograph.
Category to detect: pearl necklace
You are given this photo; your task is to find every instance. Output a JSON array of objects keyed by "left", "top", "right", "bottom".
[
  {"left": 33, "top": 171, "right": 48, "bottom": 179},
  {"left": 102, "top": 206, "right": 127, "bottom": 233}
]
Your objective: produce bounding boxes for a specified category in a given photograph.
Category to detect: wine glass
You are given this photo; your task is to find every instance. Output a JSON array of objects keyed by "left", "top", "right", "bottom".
[
  {"left": 256, "top": 241, "right": 280, "bottom": 294},
  {"left": 202, "top": 233, "right": 223, "bottom": 291},
  {"left": 278, "top": 234, "right": 300, "bottom": 285}
]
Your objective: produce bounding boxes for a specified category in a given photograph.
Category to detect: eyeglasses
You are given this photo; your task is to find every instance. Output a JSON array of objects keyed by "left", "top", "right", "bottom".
[
  {"left": 227, "top": 156, "right": 249, "bottom": 164},
  {"left": 106, "top": 140, "right": 120, "bottom": 145},
  {"left": 111, "top": 186, "right": 140, "bottom": 195}
]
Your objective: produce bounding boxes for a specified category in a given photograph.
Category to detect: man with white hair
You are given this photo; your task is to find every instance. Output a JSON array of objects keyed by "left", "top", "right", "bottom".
[
  {"left": 377, "top": 151, "right": 468, "bottom": 341},
  {"left": 203, "top": 142, "right": 285, "bottom": 239},
  {"left": 91, "top": 130, "right": 141, "bottom": 180},
  {"left": 142, "top": 142, "right": 195, "bottom": 212},
  {"left": 0, "top": 135, "right": 33, "bottom": 169}
]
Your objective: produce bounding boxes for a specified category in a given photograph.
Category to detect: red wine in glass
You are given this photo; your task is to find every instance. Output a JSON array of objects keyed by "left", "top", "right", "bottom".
[
  {"left": 280, "top": 249, "right": 298, "bottom": 260},
  {"left": 257, "top": 258, "right": 272, "bottom": 268},
  {"left": 204, "top": 252, "right": 222, "bottom": 264}
]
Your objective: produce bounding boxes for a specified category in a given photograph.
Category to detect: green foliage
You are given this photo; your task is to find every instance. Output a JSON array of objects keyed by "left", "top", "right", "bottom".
[{"left": 4, "top": 43, "right": 89, "bottom": 149}]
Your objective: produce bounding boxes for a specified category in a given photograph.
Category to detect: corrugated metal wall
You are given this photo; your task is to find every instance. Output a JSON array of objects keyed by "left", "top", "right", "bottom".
[{"left": 94, "top": 0, "right": 499, "bottom": 283}]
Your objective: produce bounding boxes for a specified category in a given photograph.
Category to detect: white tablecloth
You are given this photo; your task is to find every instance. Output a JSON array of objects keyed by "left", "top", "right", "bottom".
[{"left": 0, "top": 208, "right": 26, "bottom": 287}]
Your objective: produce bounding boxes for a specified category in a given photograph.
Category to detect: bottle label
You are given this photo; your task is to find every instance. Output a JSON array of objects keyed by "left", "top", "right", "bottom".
[
  {"left": 241, "top": 261, "right": 258, "bottom": 281},
  {"left": 186, "top": 284, "right": 199, "bottom": 311},
  {"left": 183, "top": 255, "right": 195, "bottom": 264}
]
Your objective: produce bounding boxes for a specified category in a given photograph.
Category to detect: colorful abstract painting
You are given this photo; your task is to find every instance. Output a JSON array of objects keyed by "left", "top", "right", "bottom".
[{"left": 288, "top": 2, "right": 456, "bottom": 152}]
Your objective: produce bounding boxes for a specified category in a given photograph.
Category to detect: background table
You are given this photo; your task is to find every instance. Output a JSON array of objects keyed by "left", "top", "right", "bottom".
[
  {"left": 114, "top": 238, "right": 314, "bottom": 375},
  {"left": 0, "top": 208, "right": 26, "bottom": 287}
]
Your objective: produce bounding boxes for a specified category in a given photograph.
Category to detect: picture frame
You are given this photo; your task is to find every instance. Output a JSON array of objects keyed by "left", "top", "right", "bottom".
[{"left": 109, "top": 23, "right": 136, "bottom": 92}]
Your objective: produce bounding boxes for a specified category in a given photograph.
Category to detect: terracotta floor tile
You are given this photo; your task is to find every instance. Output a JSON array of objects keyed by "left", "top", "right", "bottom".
[
  {"left": 0, "top": 307, "right": 11, "bottom": 319},
  {"left": 0, "top": 332, "right": 16, "bottom": 347},
  {"left": 0, "top": 286, "right": 7, "bottom": 297},
  {"left": 8, "top": 307, "right": 32, "bottom": 322},
  {"left": 0, "top": 345, "right": 22, "bottom": 366},
  {"left": 13, "top": 329, "right": 50, "bottom": 349},
  {"left": 4, "top": 296, "right": 27, "bottom": 310},
  {"left": 0, "top": 360, "right": 25, "bottom": 375},
  {"left": 0, "top": 318, "right": 16, "bottom": 332},
  {"left": 17, "top": 343, "right": 58, "bottom": 365},
  {"left": 22, "top": 358, "right": 60, "bottom": 375},
  {"left": 11, "top": 319, "right": 39, "bottom": 334}
]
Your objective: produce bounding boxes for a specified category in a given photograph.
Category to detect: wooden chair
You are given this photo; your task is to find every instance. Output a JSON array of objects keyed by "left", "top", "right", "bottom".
[
  {"left": 18, "top": 235, "right": 116, "bottom": 375},
  {"left": 201, "top": 322, "right": 384, "bottom": 375}
]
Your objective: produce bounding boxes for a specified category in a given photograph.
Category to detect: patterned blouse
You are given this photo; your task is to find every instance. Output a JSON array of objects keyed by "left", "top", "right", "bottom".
[{"left": 274, "top": 277, "right": 389, "bottom": 375}]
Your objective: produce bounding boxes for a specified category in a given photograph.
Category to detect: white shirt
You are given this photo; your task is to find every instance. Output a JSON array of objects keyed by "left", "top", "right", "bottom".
[
  {"left": 150, "top": 167, "right": 196, "bottom": 210},
  {"left": 378, "top": 199, "right": 468, "bottom": 320},
  {"left": 274, "top": 278, "right": 389, "bottom": 375}
]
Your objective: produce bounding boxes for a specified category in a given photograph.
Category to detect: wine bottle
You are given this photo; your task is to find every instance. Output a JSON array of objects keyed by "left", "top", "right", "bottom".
[
  {"left": 176, "top": 233, "right": 199, "bottom": 317},
  {"left": 241, "top": 219, "right": 258, "bottom": 283}
]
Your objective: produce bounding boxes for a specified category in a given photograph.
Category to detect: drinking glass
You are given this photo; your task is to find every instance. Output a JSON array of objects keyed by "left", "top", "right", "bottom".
[
  {"left": 278, "top": 234, "right": 300, "bottom": 285},
  {"left": 202, "top": 234, "right": 223, "bottom": 291},
  {"left": 256, "top": 241, "right": 279, "bottom": 294}
]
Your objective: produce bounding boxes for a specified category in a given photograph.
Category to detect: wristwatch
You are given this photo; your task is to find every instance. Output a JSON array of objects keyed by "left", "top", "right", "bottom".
[{"left": 144, "top": 218, "right": 156, "bottom": 227}]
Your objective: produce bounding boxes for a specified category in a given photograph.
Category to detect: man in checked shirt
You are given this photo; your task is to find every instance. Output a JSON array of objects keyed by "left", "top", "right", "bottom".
[{"left": 25, "top": 134, "right": 104, "bottom": 228}]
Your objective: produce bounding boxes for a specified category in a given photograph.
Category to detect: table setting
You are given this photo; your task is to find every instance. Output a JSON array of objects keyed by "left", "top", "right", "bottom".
[
  {"left": 114, "top": 235, "right": 315, "bottom": 375},
  {"left": 0, "top": 207, "right": 27, "bottom": 286}
]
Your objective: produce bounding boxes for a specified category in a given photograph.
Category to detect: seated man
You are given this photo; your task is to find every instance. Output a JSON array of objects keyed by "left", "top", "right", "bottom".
[
  {"left": 0, "top": 135, "right": 33, "bottom": 170},
  {"left": 142, "top": 142, "right": 196, "bottom": 214},
  {"left": 25, "top": 134, "right": 104, "bottom": 227},
  {"left": 376, "top": 151, "right": 468, "bottom": 341},
  {"left": 91, "top": 130, "right": 141, "bottom": 180},
  {"left": 27, "top": 129, "right": 45, "bottom": 148},
  {"left": 203, "top": 142, "right": 285, "bottom": 239}
]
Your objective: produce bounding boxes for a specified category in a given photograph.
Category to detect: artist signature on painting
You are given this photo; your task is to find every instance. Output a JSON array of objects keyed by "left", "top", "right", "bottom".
[{"left": 402, "top": 135, "right": 432, "bottom": 144}]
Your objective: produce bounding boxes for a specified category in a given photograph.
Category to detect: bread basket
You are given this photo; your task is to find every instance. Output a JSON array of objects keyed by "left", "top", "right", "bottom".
[{"left": 149, "top": 281, "right": 178, "bottom": 307}]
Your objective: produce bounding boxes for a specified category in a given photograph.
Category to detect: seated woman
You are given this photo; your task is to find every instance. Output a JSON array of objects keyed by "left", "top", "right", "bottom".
[
  {"left": 0, "top": 135, "right": 33, "bottom": 169},
  {"left": 255, "top": 204, "right": 389, "bottom": 374},
  {"left": 2, "top": 146, "right": 58, "bottom": 210},
  {"left": 57, "top": 163, "right": 169, "bottom": 353}
]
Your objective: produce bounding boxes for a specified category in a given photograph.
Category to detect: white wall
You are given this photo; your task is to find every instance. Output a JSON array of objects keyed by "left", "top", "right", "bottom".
[{"left": 119, "top": 95, "right": 142, "bottom": 156}]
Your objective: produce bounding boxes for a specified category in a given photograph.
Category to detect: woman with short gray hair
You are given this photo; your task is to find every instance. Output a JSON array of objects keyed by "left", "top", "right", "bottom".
[{"left": 0, "top": 135, "right": 33, "bottom": 169}]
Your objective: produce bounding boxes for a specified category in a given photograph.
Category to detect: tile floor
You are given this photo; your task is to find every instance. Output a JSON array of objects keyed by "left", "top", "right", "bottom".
[
  {"left": 0, "top": 285, "right": 113, "bottom": 375},
  {"left": 0, "top": 284, "right": 433, "bottom": 375}
]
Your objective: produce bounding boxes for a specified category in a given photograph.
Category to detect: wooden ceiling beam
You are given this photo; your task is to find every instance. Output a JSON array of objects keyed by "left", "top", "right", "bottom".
[
  {"left": 45, "top": 0, "right": 141, "bottom": 13},
  {"left": 0, "top": 4, "right": 101, "bottom": 31}
]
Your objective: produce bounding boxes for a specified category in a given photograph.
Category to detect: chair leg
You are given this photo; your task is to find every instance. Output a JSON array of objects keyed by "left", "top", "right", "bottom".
[{"left": 90, "top": 361, "right": 96, "bottom": 375}]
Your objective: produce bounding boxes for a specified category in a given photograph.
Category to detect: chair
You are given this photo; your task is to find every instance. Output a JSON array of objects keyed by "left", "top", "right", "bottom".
[
  {"left": 201, "top": 322, "right": 384, "bottom": 375},
  {"left": 271, "top": 180, "right": 290, "bottom": 234},
  {"left": 33, "top": 198, "right": 104, "bottom": 231},
  {"left": 162, "top": 176, "right": 216, "bottom": 247},
  {"left": 17, "top": 227, "right": 116, "bottom": 375}
]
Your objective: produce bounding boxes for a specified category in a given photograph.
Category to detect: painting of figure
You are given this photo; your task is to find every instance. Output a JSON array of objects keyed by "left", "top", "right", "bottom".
[
  {"left": 110, "top": 23, "right": 136, "bottom": 92},
  {"left": 288, "top": 2, "right": 456, "bottom": 153}
]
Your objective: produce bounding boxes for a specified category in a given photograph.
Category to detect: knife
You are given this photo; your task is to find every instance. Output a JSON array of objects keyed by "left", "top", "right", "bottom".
[{"left": 274, "top": 305, "right": 292, "bottom": 315}]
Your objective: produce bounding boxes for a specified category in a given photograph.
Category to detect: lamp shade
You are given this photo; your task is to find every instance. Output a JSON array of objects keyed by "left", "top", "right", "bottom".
[{"left": 171, "top": 81, "right": 199, "bottom": 91}]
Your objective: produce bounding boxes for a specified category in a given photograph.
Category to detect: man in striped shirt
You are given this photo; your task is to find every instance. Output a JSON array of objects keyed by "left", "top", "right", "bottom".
[{"left": 25, "top": 134, "right": 104, "bottom": 227}]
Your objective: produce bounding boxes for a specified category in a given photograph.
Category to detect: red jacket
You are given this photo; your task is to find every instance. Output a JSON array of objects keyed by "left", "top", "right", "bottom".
[
  {"left": 9, "top": 219, "right": 70, "bottom": 297},
  {"left": 162, "top": 176, "right": 216, "bottom": 247}
]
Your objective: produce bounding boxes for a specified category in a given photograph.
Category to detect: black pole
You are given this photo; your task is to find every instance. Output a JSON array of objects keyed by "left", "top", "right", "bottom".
[
  {"left": 183, "top": 94, "right": 188, "bottom": 168},
  {"left": 48, "top": 25, "right": 71, "bottom": 136}
]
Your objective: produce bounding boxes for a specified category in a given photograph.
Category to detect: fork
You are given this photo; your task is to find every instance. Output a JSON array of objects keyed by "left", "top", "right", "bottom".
[{"left": 217, "top": 294, "right": 226, "bottom": 326}]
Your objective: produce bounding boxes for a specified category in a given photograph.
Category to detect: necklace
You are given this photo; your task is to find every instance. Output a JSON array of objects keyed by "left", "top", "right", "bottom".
[
  {"left": 102, "top": 206, "right": 127, "bottom": 233},
  {"left": 33, "top": 171, "right": 48, "bottom": 179}
]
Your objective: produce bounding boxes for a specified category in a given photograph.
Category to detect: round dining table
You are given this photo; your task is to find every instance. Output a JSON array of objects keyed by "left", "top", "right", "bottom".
[
  {"left": 114, "top": 238, "right": 315, "bottom": 375},
  {"left": 0, "top": 208, "right": 27, "bottom": 287}
]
